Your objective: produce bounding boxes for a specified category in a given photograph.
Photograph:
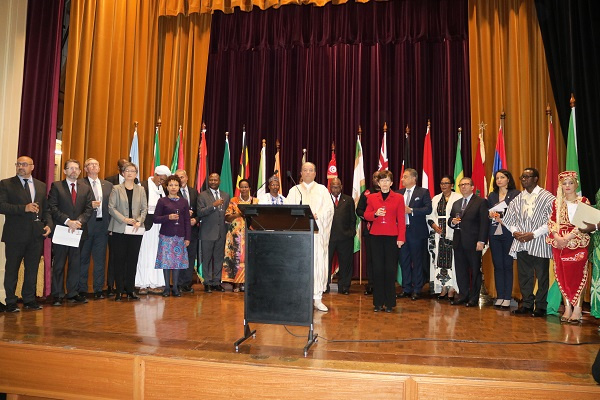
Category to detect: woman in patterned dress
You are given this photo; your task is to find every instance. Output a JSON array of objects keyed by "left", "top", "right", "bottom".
[{"left": 222, "top": 179, "right": 258, "bottom": 292}]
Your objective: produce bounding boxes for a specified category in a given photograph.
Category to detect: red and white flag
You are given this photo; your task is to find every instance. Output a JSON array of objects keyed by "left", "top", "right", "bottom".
[
  {"left": 378, "top": 131, "right": 388, "bottom": 171},
  {"left": 422, "top": 123, "right": 434, "bottom": 196},
  {"left": 327, "top": 148, "right": 337, "bottom": 189}
]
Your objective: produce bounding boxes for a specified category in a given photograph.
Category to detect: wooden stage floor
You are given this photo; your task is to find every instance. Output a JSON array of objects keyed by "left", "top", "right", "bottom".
[{"left": 1, "top": 284, "right": 600, "bottom": 399}]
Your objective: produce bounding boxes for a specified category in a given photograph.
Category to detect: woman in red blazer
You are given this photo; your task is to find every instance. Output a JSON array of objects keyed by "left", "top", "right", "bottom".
[{"left": 364, "top": 170, "right": 406, "bottom": 312}]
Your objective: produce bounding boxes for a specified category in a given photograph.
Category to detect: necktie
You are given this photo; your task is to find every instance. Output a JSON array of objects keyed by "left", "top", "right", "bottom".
[
  {"left": 71, "top": 183, "right": 77, "bottom": 205},
  {"left": 24, "top": 179, "right": 34, "bottom": 202},
  {"left": 183, "top": 187, "right": 189, "bottom": 204},
  {"left": 92, "top": 180, "right": 102, "bottom": 218},
  {"left": 335, "top": 196, "right": 339, "bottom": 207},
  {"left": 405, "top": 189, "right": 412, "bottom": 225},
  {"left": 461, "top": 198, "right": 467, "bottom": 211}
]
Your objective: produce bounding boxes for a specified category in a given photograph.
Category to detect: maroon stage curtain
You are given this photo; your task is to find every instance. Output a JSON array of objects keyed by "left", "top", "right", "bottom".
[
  {"left": 202, "top": 0, "right": 471, "bottom": 279},
  {"left": 18, "top": 0, "right": 65, "bottom": 296}
]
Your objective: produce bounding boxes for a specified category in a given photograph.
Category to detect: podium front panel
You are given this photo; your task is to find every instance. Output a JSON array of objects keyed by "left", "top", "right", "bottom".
[{"left": 245, "top": 230, "right": 313, "bottom": 326}]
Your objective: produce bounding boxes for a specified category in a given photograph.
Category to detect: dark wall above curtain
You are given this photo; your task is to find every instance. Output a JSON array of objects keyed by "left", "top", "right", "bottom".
[
  {"left": 535, "top": 0, "right": 600, "bottom": 198},
  {"left": 203, "top": 0, "right": 471, "bottom": 195}
]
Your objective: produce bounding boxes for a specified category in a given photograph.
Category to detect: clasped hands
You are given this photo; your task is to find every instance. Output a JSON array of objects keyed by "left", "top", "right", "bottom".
[{"left": 124, "top": 218, "right": 142, "bottom": 233}]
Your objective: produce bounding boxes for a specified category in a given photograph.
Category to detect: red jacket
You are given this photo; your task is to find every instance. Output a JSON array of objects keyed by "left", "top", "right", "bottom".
[{"left": 364, "top": 191, "right": 406, "bottom": 241}]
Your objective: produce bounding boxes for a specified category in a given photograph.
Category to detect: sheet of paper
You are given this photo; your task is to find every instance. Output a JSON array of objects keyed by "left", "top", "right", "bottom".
[
  {"left": 52, "top": 225, "right": 83, "bottom": 247},
  {"left": 124, "top": 225, "right": 145, "bottom": 235},
  {"left": 489, "top": 201, "right": 508, "bottom": 212},
  {"left": 571, "top": 202, "right": 600, "bottom": 229}
]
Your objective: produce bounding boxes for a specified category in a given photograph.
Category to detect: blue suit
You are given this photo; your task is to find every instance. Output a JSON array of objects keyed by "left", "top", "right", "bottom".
[{"left": 396, "top": 186, "right": 432, "bottom": 294}]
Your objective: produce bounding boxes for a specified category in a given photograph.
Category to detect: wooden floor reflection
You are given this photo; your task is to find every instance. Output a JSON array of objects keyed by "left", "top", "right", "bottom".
[{"left": 1, "top": 284, "right": 600, "bottom": 397}]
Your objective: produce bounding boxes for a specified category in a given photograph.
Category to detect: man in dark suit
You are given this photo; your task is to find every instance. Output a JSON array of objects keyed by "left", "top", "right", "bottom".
[
  {"left": 197, "top": 173, "right": 230, "bottom": 293},
  {"left": 175, "top": 169, "right": 199, "bottom": 293},
  {"left": 327, "top": 178, "right": 357, "bottom": 295},
  {"left": 48, "top": 159, "right": 94, "bottom": 306},
  {"left": 448, "top": 177, "right": 489, "bottom": 307},
  {"left": 79, "top": 158, "right": 113, "bottom": 299},
  {"left": 105, "top": 158, "right": 140, "bottom": 185},
  {"left": 396, "top": 168, "right": 432, "bottom": 300},
  {"left": 0, "top": 156, "right": 53, "bottom": 312}
]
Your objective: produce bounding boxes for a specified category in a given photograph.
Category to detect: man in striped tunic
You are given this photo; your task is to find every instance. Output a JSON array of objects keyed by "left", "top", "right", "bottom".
[{"left": 502, "top": 168, "right": 555, "bottom": 317}]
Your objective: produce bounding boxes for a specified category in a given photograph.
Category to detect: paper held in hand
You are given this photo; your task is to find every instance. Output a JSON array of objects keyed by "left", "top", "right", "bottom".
[
  {"left": 124, "top": 225, "right": 145, "bottom": 235},
  {"left": 571, "top": 202, "right": 600, "bottom": 229},
  {"left": 52, "top": 225, "right": 83, "bottom": 247}
]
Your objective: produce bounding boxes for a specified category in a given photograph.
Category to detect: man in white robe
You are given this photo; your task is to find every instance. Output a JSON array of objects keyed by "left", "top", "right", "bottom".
[{"left": 285, "top": 162, "right": 334, "bottom": 312}]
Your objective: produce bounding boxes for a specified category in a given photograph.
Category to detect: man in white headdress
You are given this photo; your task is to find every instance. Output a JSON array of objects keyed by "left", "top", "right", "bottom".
[
  {"left": 285, "top": 162, "right": 334, "bottom": 312},
  {"left": 135, "top": 165, "right": 170, "bottom": 294}
]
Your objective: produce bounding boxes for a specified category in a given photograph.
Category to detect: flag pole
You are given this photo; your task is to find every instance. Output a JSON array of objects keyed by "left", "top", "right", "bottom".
[{"left": 358, "top": 124, "right": 363, "bottom": 286}]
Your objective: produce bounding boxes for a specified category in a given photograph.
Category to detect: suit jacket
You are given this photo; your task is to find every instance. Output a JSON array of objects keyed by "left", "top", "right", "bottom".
[
  {"left": 396, "top": 186, "right": 432, "bottom": 240},
  {"left": 79, "top": 177, "right": 113, "bottom": 233},
  {"left": 107, "top": 184, "right": 147, "bottom": 233},
  {"left": 330, "top": 193, "right": 357, "bottom": 240},
  {"left": 105, "top": 174, "right": 139, "bottom": 186},
  {"left": 197, "top": 188, "right": 230, "bottom": 241},
  {"left": 179, "top": 185, "right": 199, "bottom": 240},
  {"left": 0, "top": 176, "right": 54, "bottom": 243},
  {"left": 448, "top": 194, "right": 489, "bottom": 250},
  {"left": 364, "top": 191, "right": 406, "bottom": 241},
  {"left": 48, "top": 179, "right": 94, "bottom": 239}
]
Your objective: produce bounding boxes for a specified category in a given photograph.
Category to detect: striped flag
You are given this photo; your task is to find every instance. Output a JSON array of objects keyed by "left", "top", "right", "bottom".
[
  {"left": 220, "top": 133, "right": 234, "bottom": 198},
  {"left": 352, "top": 135, "right": 366, "bottom": 253},
  {"left": 195, "top": 124, "right": 208, "bottom": 192},
  {"left": 153, "top": 125, "right": 160, "bottom": 171},
  {"left": 170, "top": 126, "right": 183, "bottom": 173},
  {"left": 378, "top": 130, "right": 388, "bottom": 171},
  {"left": 566, "top": 97, "right": 581, "bottom": 195},
  {"left": 488, "top": 121, "right": 507, "bottom": 193},
  {"left": 257, "top": 139, "right": 267, "bottom": 197},
  {"left": 453, "top": 129, "right": 464, "bottom": 192},
  {"left": 235, "top": 127, "right": 250, "bottom": 197},
  {"left": 129, "top": 123, "right": 140, "bottom": 181},
  {"left": 472, "top": 123, "right": 487, "bottom": 198},
  {"left": 274, "top": 140, "right": 282, "bottom": 194},
  {"left": 422, "top": 122, "right": 434, "bottom": 196}
]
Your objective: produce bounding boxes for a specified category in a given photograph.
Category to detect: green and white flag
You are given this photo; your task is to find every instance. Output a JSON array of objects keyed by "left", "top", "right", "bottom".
[
  {"left": 352, "top": 136, "right": 366, "bottom": 253},
  {"left": 257, "top": 140, "right": 267, "bottom": 197}
]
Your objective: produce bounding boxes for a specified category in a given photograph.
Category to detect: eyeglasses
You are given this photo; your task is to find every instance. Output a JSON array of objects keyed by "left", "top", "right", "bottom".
[
  {"left": 520, "top": 175, "right": 535, "bottom": 180},
  {"left": 124, "top": 169, "right": 137, "bottom": 173},
  {"left": 440, "top": 182, "right": 452, "bottom": 185},
  {"left": 16, "top": 162, "right": 32, "bottom": 167},
  {"left": 458, "top": 183, "right": 472, "bottom": 187}
]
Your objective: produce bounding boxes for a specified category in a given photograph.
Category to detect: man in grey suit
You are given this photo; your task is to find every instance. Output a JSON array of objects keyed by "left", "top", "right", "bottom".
[
  {"left": 197, "top": 173, "right": 230, "bottom": 293},
  {"left": 0, "top": 156, "right": 53, "bottom": 312},
  {"left": 79, "top": 158, "right": 113, "bottom": 299}
]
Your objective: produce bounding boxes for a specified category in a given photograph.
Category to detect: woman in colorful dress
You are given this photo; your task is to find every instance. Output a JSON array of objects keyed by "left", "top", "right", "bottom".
[
  {"left": 488, "top": 169, "right": 520, "bottom": 309},
  {"left": 223, "top": 179, "right": 258, "bottom": 292},
  {"left": 153, "top": 175, "right": 191, "bottom": 297},
  {"left": 427, "top": 175, "right": 462, "bottom": 300},
  {"left": 546, "top": 171, "right": 590, "bottom": 323}
]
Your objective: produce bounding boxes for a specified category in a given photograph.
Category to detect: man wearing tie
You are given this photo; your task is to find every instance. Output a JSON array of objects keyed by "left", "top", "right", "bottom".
[
  {"left": 48, "top": 159, "right": 94, "bottom": 306},
  {"left": 78, "top": 158, "right": 113, "bottom": 299},
  {"left": 448, "top": 177, "right": 489, "bottom": 307},
  {"left": 327, "top": 178, "right": 356, "bottom": 295},
  {"left": 197, "top": 173, "right": 230, "bottom": 292},
  {"left": 396, "top": 168, "right": 432, "bottom": 300},
  {"left": 175, "top": 169, "right": 199, "bottom": 293},
  {"left": 0, "top": 156, "right": 53, "bottom": 312}
]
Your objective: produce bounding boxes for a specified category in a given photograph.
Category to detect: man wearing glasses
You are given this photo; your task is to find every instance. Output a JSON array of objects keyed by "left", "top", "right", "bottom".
[
  {"left": 501, "top": 168, "right": 555, "bottom": 317},
  {"left": 0, "top": 157, "right": 53, "bottom": 312}
]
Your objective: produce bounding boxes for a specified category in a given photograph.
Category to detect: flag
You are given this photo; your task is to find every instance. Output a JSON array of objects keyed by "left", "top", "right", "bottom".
[
  {"left": 220, "top": 133, "right": 234, "bottom": 197},
  {"left": 302, "top": 148, "right": 307, "bottom": 165},
  {"left": 274, "top": 140, "right": 282, "bottom": 194},
  {"left": 327, "top": 148, "right": 337, "bottom": 188},
  {"left": 399, "top": 127, "right": 410, "bottom": 188},
  {"left": 178, "top": 126, "right": 184, "bottom": 170},
  {"left": 545, "top": 117, "right": 559, "bottom": 195},
  {"left": 170, "top": 126, "right": 182, "bottom": 173},
  {"left": 488, "top": 122, "right": 507, "bottom": 193},
  {"left": 235, "top": 127, "right": 250, "bottom": 197},
  {"left": 129, "top": 124, "right": 140, "bottom": 181},
  {"left": 422, "top": 123, "right": 434, "bottom": 196},
  {"left": 257, "top": 139, "right": 267, "bottom": 197},
  {"left": 472, "top": 126, "right": 487, "bottom": 198},
  {"left": 153, "top": 126, "right": 160, "bottom": 172},
  {"left": 195, "top": 124, "right": 208, "bottom": 192},
  {"left": 566, "top": 101, "right": 581, "bottom": 195},
  {"left": 352, "top": 135, "right": 366, "bottom": 253},
  {"left": 453, "top": 129, "right": 464, "bottom": 192},
  {"left": 378, "top": 130, "right": 388, "bottom": 171}
]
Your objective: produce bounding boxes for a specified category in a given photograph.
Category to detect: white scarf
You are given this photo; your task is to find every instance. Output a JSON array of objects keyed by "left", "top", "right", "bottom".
[{"left": 146, "top": 177, "right": 164, "bottom": 214}]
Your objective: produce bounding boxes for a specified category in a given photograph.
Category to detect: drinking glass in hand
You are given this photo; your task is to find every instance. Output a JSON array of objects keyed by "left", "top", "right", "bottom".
[
  {"left": 380, "top": 206, "right": 387, "bottom": 224},
  {"left": 174, "top": 209, "right": 180, "bottom": 225},
  {"left": 34, "top": 202, "right": 41, "bottom": 222}
]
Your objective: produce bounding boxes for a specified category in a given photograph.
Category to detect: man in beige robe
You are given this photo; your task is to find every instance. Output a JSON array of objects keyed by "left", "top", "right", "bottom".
[{"left": 285, "top": 162, "right": 334, "bottom": 312}]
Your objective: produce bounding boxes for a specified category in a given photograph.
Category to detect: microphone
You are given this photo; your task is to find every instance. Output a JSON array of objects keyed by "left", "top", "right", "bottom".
[
  {"left": 253, "top": 170, "right": 279, "bottom": 198},
  {"left": 286, "top": 170, "right": 302, "bottom": 205}
]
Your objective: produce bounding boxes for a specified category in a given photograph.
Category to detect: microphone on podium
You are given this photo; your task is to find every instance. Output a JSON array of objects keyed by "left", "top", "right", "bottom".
[{"left": 286, "top": 171, "right": 303, "bottom": 205}]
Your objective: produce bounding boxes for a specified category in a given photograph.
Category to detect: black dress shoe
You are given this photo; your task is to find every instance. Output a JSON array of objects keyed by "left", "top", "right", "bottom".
[
  {"left": 385, "top": 307, "right": 393, "bottom": 313},
  {"left": 341, "top": 289, "right": 350, "bottom": 295},
  {"left": 437, "top": 293, "right": 448, "bottom": 300},
  {"left": 364, "top": 287, "right": 373, "bottom": 295},
  {"left": 172, "top": 291, "right": 182, "bottom": 297},
  {"left": 127, "top": 292, "right": 140, "bottom": 300},
  {"left": 23, "top": 302, "right": 43, "bottom": 310},
  {"left": 213, "top": 285, "right": 225, "bottom": 292},
  {"left": 512, "top": 307, "right": 533, "bottom": 315},
  {"left": 180, "top": 285, "right": 194, "bottom": 293},
  {"left": 411, "top": 293, "right": 420, "bottom": 301},
  {"left": 465, "top": 300, "right": 478, "bottom": 307},
  {"left": 239, "top": 284, "right": 245, "bottom": 292},
  {"left": 106, "top": 287, "right": 116, "bottom": 297},
  {"left": 6, "top": 304, "right": 20, "bottom": 313},
  {"left": 204, "top": 285, "right": 212, "bottom": 293},
  {"left": 531, "top": 309, "right": 547, "bottom": 317},
  {"left": 451, "top": 297, "right": 467, "bottom": 306},
  {"left": 162, "top": 291, "right": 170, "bottom": 297},
  {"left": 396, "top": 292, "right": 411, "bottom": 299},
  {"left": 114, "top": 293, "right": 123, "bottom": 302},
  {"left": 52, "top": 297, "right": 63, "bottom": 306},
  {"left": 94, "top": 292, "right": 105, "bottom": 300},
  {"left": 67, "top": 294, "right": 88, "bottom": 304},
  {"left": 0, "top": 302, "right": 5, "bottom": 312},
  {"left": 373, "top": 306, "right": 382, "bottom": 312}
]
